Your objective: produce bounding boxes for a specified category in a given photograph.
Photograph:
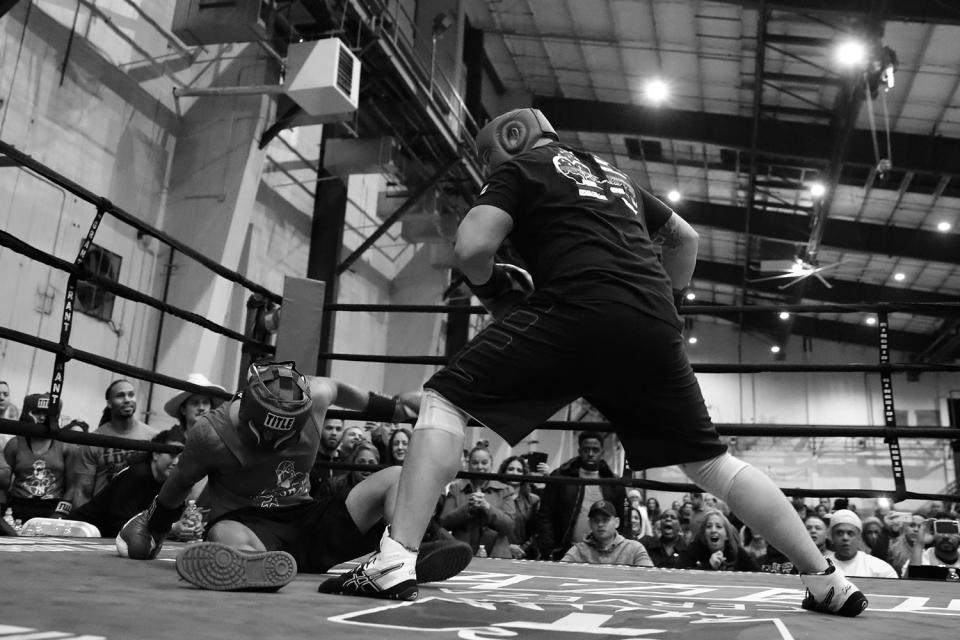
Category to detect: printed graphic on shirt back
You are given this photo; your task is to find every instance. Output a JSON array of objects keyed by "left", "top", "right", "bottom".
[{"left": 552, "top": 148, "right": 638, "bottom": 214}]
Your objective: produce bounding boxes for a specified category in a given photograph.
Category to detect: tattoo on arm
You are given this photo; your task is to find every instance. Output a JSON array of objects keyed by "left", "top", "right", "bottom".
[{"left": 651, "top": 215, "right": 683, "bottom": 249}]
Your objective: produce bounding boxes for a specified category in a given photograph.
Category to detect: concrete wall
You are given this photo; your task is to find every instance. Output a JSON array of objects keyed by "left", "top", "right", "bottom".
[{"left": 0, "top": 2, "right": 173, "bottom": 425}]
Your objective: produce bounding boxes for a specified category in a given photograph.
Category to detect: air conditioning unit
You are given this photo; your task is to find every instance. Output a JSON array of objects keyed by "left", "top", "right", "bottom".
[
  {"left": 284, "top": 39, "right": 360, "bottom": 119},
  {"left": 172, "top": 0, "right": 275, "bottom": 46}
]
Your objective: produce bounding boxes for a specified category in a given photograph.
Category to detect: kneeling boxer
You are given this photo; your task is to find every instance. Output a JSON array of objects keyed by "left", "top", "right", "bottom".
[{"left": 116, "top": 361, "right": 472, "bottom": 592}]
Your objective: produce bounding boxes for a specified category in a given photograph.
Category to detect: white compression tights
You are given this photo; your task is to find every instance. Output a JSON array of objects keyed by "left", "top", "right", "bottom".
[{"left": 680, "top": 452, "right": 828, "bottom": 573}]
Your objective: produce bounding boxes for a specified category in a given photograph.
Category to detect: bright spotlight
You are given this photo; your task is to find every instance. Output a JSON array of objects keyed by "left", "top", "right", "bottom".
[
  {"left": 667, "top": 190, "right": 681, "bottom": 203},
  {"left": 685, "top": 291, "right": 696, "bottom": 301},
  {"left": 937, "top": 221, "right": 952, "bottom": 232},
  {"left": 893, "top": 272, "right": 905, "bottom": 282},
  {"left": 770, "top": 345, "right": 781, "bottom": 354},
  {"left": 688, "top": 336, "right": 698, "bottom": 345},
  {"left": 836, "top": 40, "right": 867, "bottom": 67},
  {"left": 779, "top": 311, "right": 790, "bottom": 320},
  {"left": 645, "top": 79, "right": 669, "bottom": 103},
  {"left": 810, "top": 182, "right": 826, "bottom": 198},
  {"left": 865, "top": 316, "right": 877, "bottom": 326}
]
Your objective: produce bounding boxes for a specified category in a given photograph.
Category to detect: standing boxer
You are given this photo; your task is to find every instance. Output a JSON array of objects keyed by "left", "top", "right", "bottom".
[{"left": 322, "top": 108, "right": 867, "bottom": 617}]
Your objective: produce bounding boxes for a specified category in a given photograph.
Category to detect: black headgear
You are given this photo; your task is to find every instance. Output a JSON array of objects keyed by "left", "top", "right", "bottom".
[
  {"left": 237, "top": 361, "right": 312, "bottom": 452},
  {"left": 475, "top": 108, "right": 558, "bottom": 171},
  {"left": 21, "top": 393, "right": 51, "bottom": 423}
]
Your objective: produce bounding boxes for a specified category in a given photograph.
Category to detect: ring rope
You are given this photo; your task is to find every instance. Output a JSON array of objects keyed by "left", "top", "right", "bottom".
[
  {"left": 0, "top": 227, "right": 273, "bottom": 351},
  {"left": 325, "top": 410, "right": 960, "bottom": 440},
  {"left": 312, "top": 461, "right": 958, "bottom": 503},
  {"left": 1, "top": 411, "right": 954, "bottom": 502},
  {"left": 0, "top": 325, "right": 234, "bottom": 404},
  {"left": 0, "top": 140, "right": 281, "bottom": 304},
  {"left": 325, "top": 301, "right": 960, "bottom": 315},
  {"left": 317, "top": 352, "right": 960, "bottom": 372}
]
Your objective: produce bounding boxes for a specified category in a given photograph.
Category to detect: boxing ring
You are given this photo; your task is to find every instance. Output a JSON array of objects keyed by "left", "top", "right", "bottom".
[
  {"left": 2, "top": 537, "right": 959, "bottom": 640},
  {"left": 2, "top": 142, "right": 960, "bottom": 638}
]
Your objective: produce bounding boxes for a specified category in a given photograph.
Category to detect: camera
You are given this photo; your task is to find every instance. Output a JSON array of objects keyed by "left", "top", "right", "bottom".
[{"left": 933, "top": 519, "right": 960, "bottom": 535}]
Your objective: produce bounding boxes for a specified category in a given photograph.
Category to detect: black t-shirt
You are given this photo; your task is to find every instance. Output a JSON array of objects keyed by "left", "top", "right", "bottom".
[{"left": 474, "top": 143, "right": 680, "bottom": 328}]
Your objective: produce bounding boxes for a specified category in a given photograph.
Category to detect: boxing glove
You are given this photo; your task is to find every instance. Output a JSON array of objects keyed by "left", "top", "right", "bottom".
[
  {"left": 467, "top": 263, "right": 534, "bottom": 321},
  {"left": 672, "top": 288, "right": 686, "bottom": 313},
  {"left": 115, "top": 496, "right": 181, "bottom": 560}
]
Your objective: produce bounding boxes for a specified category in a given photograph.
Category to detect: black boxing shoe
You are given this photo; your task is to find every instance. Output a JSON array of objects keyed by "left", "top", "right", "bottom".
[
  {"left": 800, "top": 558, "right": 868, "bottom": 617},
  {"left": 176, "top": 542, "right": 297, "bottom": 592}
]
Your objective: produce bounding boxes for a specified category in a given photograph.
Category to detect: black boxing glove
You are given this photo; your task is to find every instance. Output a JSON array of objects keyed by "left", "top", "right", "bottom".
[
  {"left": 672, "top": 288, "right": 686, "bottom": 313},
  {"left": 115, "top": 496, "right": 181, "bottom": 560},
  {"left": 467, "top": 263, "right": 534, "bottom": 321}
]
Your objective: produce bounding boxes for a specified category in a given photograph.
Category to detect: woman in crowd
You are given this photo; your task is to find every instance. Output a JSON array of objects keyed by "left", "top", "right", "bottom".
[
  {"left": 313, "top": 442, "right": 380, "bottom": 500},
  {"left": 440, "top": 446, "right": 515, "bottom": 558},
  {"left": 0, "top": 393, "right": 72, "bottom": 521},
  {"left": 689, "top": 509, "right": 760, "bottom": 572},
  {"left": 646, "top": 497, "right": 662, "bottom": 525},
  {"left": 623, "top": 506, "right": 645, "bottom": 541},
  {"left": 499, "top": 455, "right": 540, "bottom": 559},
  {"left": 625, "top": 489, "right": 652, "bottom": 538},
  {"left": 386, "top": 427, "right": 411, "bottom": 466}
]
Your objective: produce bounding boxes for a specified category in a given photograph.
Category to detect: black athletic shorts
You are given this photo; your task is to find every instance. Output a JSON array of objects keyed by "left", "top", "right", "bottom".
[
  {"left": 206, "top": 495, "right": 384, "bottom": 573},
  {"left": 425, "top": 292, "right": 727, "bottom": 470}
]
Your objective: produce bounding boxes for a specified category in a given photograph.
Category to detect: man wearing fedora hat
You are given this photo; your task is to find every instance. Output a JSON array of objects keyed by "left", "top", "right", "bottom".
[{"left": 164, "top": 373, "right": 227, "bottom": 441}]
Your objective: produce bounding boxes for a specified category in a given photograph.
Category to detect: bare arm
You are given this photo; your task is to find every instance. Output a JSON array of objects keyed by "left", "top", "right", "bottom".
[
  {"left": 651, "top": 212, "right": 699, "bottom": 290},
  {"left": 455, "top": 204, "right": 514, "bottom": 285},
  {"left": 0, "top": 440, "right": 14, "bottom": 490}
]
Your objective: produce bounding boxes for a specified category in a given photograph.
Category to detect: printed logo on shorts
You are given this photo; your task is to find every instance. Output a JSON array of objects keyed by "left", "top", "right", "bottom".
[{"left": 264, "top": 412, "right": 295, "bottom": 431}]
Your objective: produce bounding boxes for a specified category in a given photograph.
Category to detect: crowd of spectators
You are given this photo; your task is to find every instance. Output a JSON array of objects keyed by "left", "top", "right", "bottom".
[{"left": 1, "top": 376, "right": 958, "bottom": 583}]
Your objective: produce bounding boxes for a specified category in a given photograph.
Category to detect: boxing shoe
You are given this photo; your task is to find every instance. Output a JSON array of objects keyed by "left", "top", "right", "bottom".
[
  {"left": 176, "top": 542, "right": 297, "bottom": 592},
  {"left": 800, "top": 558, "right": 868, "bottom": 617},
  {"left": 318, "top": 527, "right": 419, "bottom": 600}
]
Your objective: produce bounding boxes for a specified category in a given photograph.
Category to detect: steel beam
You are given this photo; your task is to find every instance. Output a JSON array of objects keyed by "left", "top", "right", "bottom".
[
  {"left": 532, "top": 96, "right": 960, "bottom": 176},
  {"left": 709, "top": 0, "right": 960, "bottom": 25}
]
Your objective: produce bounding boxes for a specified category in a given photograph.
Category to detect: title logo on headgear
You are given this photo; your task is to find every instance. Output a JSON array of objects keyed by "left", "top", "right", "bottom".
[
  {"left": 37, "top": 396, "right": 50, "bottom": 410},
  {"left": 263, "top": 412, "right": 295, "bottom": 431}
]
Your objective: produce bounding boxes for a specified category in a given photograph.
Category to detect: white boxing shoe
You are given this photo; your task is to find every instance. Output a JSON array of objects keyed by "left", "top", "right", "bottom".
[{"left": 800, "top": 558, "right": 868, "bottom": 617}]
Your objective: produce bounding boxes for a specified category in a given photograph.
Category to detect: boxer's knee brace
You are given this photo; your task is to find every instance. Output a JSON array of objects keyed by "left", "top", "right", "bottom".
[
  {"left": 413, "top": 389, "right": 468, "bottom": 438},
  {"left": 679, "top": 452, "right": 749, "bottom": 503}
]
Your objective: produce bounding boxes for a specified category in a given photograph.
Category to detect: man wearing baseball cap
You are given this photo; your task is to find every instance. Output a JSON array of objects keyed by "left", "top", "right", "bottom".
[
  {"left": 561, "top": 499, "right": 653, "bottom": 567},
  {"left": 825, "top": 509, "right": 897, "bottom": 578}
]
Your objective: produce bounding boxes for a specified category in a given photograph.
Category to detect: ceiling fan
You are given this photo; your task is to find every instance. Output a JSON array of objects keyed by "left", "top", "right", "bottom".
[{"left": 748, "top": 256, "right": 848, "bottom": 289}]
